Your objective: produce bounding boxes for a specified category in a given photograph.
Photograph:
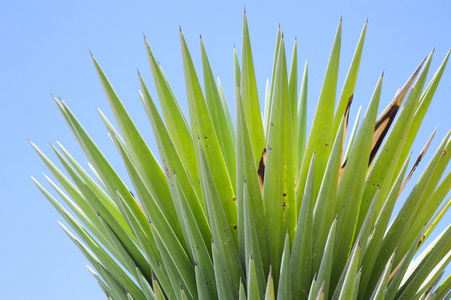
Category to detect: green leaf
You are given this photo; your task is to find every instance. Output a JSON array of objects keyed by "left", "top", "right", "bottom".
[
  {"left": 195, "top": 263, "right": 213, "bottom": 300},
  {"left": 152, "top": 273, "right": 166, "bottom": 300},
  {"left": 243, "top": 183, "right": 266, "bottom": 298},
  {"left": 212, "top": 243, "right": 236, "bottom": 300},
  {"left": 292, "top": 154, "right": 315, "bottom": 299},
  {"left": 396, "top": 225, "right": 451, "bottom": 299},
  {"left": 200, "top": 38, "right": 236, "bottom": 189},
  {"left": 297, "top": 60, "right": 308, "bottom": 176},
  {"left": 288, "top": 39, "right": 298, "bottom": 169},
  {"left": 297, "top": 18, "right": 341, "bottom": 210},
  {"left": 263, "top": 35, "right": 296, "bottom": 286},
  {"left": 138, "top": 75, "right": 210, "bottom": 249},
  {"left": 199, "top": 144, "right": 243, "bottom": 296},
  {"left": 247, "top": 256, "right": 262, "bottom": 300},
  {"left": 136, "top": 267, "right": 156, "bottom": 300},
  {"left": 394, "top": 50, "right": 450, "bottom": 183},
  {"left": 265, "top": 25, "right": 281, "bottom": 136},
  {"left": 343, "top": 106, "right": 361, "bottom": 162},
  {"left": 91, "top": 54, "right": 177, "bottom": 232},
  {"left": 241, "top": 11, "right": 266, "bottom": 165},
  {"left": 32, "top": 178, "right": 145, "bottom": 299},
  {"left": 312, "top": 117, "right": 345, "bottom": 275},
  {"left": 236, "top": 84, "right": 270, "bottom": 275},
  {"left": 370, "top": 251, "right": 395, "bottom": 300},
  {"left": 374, "top": 131, "right": 450, "bottom": 280},
  {"left": 97, "top": 263, "right": 129, "bottom": 300},
  {"left": 307, "top": 277, "right": 316, "bottom": 300},
  {"left": 240, "top": 279, "right": 247, "bottom": 300},
  {"left": 331, "top": 73, "right": 382, "bottom": 290},
  {"left": 277, "top": 233, "right": 292, "bottom": 300},
  {"left": 433, "top": 274, "right": 451, "bottom": 300},
  {"left": 144, "top": 38, "right": 200, "bottom": 198},
  {"left": 264, "top": 267, "right": 275, "bottom": 300},
  {"left": 358, "top": 53, "right": 432, "bottom": 234},
  {"left": 335, "top": 241, "right": 361, "bottom": 300},
  {"left": 180, "top": 30, "right": 238, "bottom": 244},
  {"left": 352, "top": 269, "right": 362, "bottom": 300},
  {"left": 173, "top": 174, "right": 217, "bottom": 299},
  {"left": 403, "top": 134, "right": 451, "bottom": 250},
  {"left": 358, "top": 154, "right": 411, "bottom": 297},
  {"left": 383, "top": 225, "right": 429, "bottom": 300},
  {"left": 151, "top": 223, "right": 197, "bottom": 300},
  {"left": 316, "top": 218, "right": 337, "bottom": 300},
  {"left": 331, "top": 19, "right": 367, "bottom": 143},
  {"left": 217, "top": 76, "right": 236, "bottom": 147}
]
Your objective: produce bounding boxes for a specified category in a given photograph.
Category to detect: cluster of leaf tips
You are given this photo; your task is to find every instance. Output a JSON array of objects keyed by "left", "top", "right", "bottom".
[{"left": 31, "top": 11, "right": 451, "bottom": 300}]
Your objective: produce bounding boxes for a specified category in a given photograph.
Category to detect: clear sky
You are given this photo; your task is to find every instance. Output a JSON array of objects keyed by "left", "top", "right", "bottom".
[{"left": 1, "top": 1, "right": 450, "bottom": 299}]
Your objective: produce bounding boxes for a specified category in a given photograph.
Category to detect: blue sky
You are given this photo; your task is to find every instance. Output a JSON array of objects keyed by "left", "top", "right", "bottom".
[{"left": 1, "top": 1, "right": 450, "bottom": 299}]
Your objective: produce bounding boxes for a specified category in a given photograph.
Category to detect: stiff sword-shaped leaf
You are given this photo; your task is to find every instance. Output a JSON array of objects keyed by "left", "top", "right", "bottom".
[
  {"left": 358, "top": 54, "right": 431, "bottom": 235},
  {"left": 195, "top": 263, "right": 212, "bottom": 300},
  {"left": 375, "top": 131, "right": 450, "bottom": 278},
  {"left": 307, "top": 276, "right": 317, "bottom": 300},
  {"left": 297, "top": 60, "right": 308, "bottom": 176},
  {"left": 265, "top": 267, "right": 275, "bottom": 300},
  {"left": 263, "top": 36, "right": 296, "bottom": 286},
  {"left": 217, "top": 76, "right": 236, "bottom": 146},
  {"left": 297, "top": 18, "right": 341, "bottom": 210},
  {"left": 136, "top": 267, "right": 156, "bottom": 300},
  {"left": 331, "top": 73, "right": 382, "bottom": 290},
  {"left": 335, "top": 240, "right": 361, "bottom": 300},
  {"left": 394, "top": 50, "right": 450, "bottom": 182},
  {"left": 151, "top": 223, "right": 197, "bottom": 300},
  {"left": 212, "top": 243, "right": 236, "bottom": 300},
  {"left": 292, "top": 154, "right": 315, "bottom": 299},
  {"left": 332, "top": 19, "right": 367, "bottom": 144},
  {"left": 312, "top": 118, "right": 345, "bottom": 275},
  {"left": 396, "top": 226, "right": 451, "bottom": 299},
  {"left": 244, "top": 183, "right": 266, "bottom": 298},
  {"left": 316, "top": 218, "right": 337, "bottom": 300},
  {"left": 174, "top": 174, "right": 217, "bottom": 299},
  {"left": 358, "top": 154, "right": 411, "bottom": 297},
  {"left": 180, "top": 30, "right": 238, "bottom": 244},
  {"left": 91, "top": 54, "right": 177, "bottom": 230},
  {"left": 288, "top": 39, "right": 298, "bottom": 170},
  {"left": 201, "top": 38, "right": 237, "bottom": 189},
  {"left": 247, "top": 257, "right": 262, "bottom": 300},
  {"left": 139, "top": 75, "right": 210, "bottom": 249},
  {"left": 199, "top": 144, "right": 243, "bottom": 296},
  {"left": 241, "top": 10, "right": 266, "bottom": 166},
  {"left": 237, "top": 85, "right": 270, "bottom": 275},
  {"left": 370, "top": 251, "right": 395, "bottom": 300},
  {"left": 144, "top": 38, "right": 200, "bottom": 198},
  {"left": 277, "top": 233, "right": 292, "bottom": 300}
]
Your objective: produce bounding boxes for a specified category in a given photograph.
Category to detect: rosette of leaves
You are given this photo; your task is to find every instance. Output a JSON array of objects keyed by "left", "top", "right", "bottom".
[{"left": 31, "top": 11, "right": 451, "bottom": 300}]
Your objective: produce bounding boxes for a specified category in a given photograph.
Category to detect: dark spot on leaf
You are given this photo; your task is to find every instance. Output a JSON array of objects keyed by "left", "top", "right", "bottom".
[
  {"left": 204, "top": 136, "right": 207, "bottom": 139},
  {"left": 283, "top": 193, "right": 286, "bottom": 197},
  {"left": 442, "top": 150, "right": 447, "bottom": 156},
  {"left": 232, "top": 197, "right": 236, "bottom": 202},
  {"left": 325, "top": 143, "right": 329, "bottom": 146},
  {"left": 271, "top": 123, "right": 274, "bottom": 126},
  {"left": 233, "top": 226, "right": 237, "bottom": 230},
  {"left": 268, "top": 146, "right": 273, "bottom": 150}
]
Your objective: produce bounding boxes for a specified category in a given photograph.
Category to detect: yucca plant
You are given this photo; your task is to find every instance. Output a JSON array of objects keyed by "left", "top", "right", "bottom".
[{"left": 30, "top": 11, "right": 451, "bottom": 300}]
